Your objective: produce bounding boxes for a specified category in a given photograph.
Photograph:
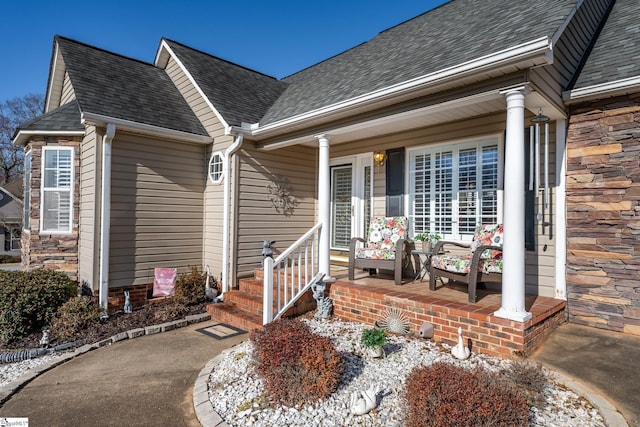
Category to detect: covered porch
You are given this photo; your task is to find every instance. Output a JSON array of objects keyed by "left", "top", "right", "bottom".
[{"left": 328, "top": 266, "right": 566, "bottom": 358}]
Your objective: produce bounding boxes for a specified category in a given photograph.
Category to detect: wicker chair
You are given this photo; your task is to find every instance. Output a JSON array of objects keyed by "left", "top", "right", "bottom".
[
  {"left": 348, "top": 216, "right": 408, "bottom": 285},
  {"left": 429, "top": 224, "right": 503, "bottom": 303}
]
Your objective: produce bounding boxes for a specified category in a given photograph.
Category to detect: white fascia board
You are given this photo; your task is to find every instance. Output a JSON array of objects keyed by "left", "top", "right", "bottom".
[
  {"left": 156, "top": 40, "right": 230, "bottom": 134},
  {"left": 564, "top": 75, "right": 640, "bottom": 103},
  {"left": 81, "top": 112, "right": 212, "bottom": 144},
  {"left": 253, "top": 37, "right": 552, "bottom": 136},
  {"left": 12, "top": 130, "right": 85, "bottom": 146},
  {"left": 44, "top": 43, "right": 64, "bottom": 113}
]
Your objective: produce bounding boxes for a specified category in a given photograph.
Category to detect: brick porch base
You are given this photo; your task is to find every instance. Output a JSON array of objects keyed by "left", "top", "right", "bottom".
[{"left": 329, "top": 274, "right": 566, "bottom": 359}]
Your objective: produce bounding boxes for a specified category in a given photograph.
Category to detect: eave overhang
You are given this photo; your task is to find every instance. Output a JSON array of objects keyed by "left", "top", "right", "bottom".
[
  {"left": 563, "top": 75, "right": 640, "bottom": 104},
  {"left": 252, "top": 36, "right": 554, "bottom": 146},
  {"left": 81, "top": 112, "right": 213, "bottom": 145},
  {"left": 12, "top": 129, "right": 86, "bottom": 146}
]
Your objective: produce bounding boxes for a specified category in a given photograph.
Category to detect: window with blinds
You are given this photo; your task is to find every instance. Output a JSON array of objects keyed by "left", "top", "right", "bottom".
[
  {"left": 409, "top": 138, "right": 500, "bottom": 240},
  {"left": 41, "top": 147, "right": 73, "bottom": 233},
  {"left": 331, "top": 166, "right": 352, "bottom": 248}
]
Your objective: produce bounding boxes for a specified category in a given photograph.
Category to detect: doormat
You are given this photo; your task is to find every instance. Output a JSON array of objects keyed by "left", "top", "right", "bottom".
[{"left": 196, "top": 323, "right": 246, "bottom": 340}]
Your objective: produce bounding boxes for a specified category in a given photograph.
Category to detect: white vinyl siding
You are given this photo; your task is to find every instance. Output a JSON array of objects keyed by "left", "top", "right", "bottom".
[
  {"left": 408, "top": 137, "right": 500, "bottom": 241},
  {"left": 40, "top": 147, "right": 73, "bottom": 233}
]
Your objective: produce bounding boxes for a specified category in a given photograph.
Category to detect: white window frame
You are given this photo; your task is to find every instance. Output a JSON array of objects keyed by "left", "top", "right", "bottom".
[
  {"left": 23, "top": 150, "right": 31, "bottom": 231},
  {"left": 40, "top": 146, "right": 74, "bottom": 234},
  {"left": 208, "top": 151, "right": 224, "bottom": 184},
  {"left": 407, "top": 134, "right": 503, "bottom": 242}
]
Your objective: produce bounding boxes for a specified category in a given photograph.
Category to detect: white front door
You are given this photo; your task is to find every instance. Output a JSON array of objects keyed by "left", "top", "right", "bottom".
[{"left": 330, "top": 154, "right": 373, "bottom": 250}]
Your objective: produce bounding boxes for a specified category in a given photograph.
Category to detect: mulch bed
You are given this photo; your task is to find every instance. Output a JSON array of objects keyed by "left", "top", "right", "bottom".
[{"left": 0, "top": 301, "right": 208, "bottom": 351}]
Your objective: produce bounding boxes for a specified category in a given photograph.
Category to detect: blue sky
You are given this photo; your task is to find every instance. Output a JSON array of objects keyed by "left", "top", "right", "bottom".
[{"left": 1, "top": 0, "right": 448, "bottom": 103}]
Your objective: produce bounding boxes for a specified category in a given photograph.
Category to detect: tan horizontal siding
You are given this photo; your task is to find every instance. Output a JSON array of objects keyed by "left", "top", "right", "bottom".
[
  {"left": 164, "top": 56, "right": 226, "bottom": 137},
  {"left": 227, "top": 143, "right": 317, "bottom": 283},
  {"left": 60, "top": 71, "right": 76, "bottom": 105},
  {"left": 78, "top": 126, "right": 97, "bottom": 287},
  {"left": 109, "top": 133, "right": 205, "bottom": 287}
]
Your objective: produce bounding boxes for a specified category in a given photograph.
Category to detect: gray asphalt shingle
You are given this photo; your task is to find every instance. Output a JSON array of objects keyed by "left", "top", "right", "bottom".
[
  {"left": 56, "top": 36, "right": 207, "bottom": 136},
  {"left": 17, "top": 100, "right": 82, "bottom": 132},
  {"left": 164, "top": 40, "right": 288, "bottom": 127},
  {"left": 261, "top": 0, "right": 580, "bottom": 125},
  {"left": 573, "top": 0, "right": 640, "bottom": 89}
]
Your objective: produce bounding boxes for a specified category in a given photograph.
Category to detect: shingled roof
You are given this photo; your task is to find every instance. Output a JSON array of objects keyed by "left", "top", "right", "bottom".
[
  {"left": 164, "top": 40, "right": 288, "bottom": 127},
  {"left": 56, "top": 36, "right": 207, "bottom": 136},
  {"left": 17, "top": 100, "right": 83, "bottom": 132},
  {"left": 260, "top": 0, "right": 580, "bottom": 125},
  {"left": 572, "top": 0, "right": 640, "bottom": 90}
]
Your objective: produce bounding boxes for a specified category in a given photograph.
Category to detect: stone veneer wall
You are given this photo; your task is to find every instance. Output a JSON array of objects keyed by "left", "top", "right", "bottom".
[
  {"left": 21, "top": 137, "right": 81, "bottom": 281},
  {"left": 566, "top": 94, "right": 640, "bottom": 335}
]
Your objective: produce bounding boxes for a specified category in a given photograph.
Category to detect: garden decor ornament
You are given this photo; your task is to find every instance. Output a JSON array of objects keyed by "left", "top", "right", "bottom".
[
  {"left": 349, "top": 384, "right": 380, "bottom": 415},
  {"left": 124, "top": 291, "right": 132, "bottom": 314}
]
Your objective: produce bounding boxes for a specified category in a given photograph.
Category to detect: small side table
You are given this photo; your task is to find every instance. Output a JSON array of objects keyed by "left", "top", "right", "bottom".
[{"left": 411, "top": 250, "right": 434, "bottom": 282}]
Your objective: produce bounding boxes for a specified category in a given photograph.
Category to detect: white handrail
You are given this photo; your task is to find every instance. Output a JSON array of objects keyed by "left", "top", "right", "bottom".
[{"left": 263, "top": 223, "right": 322, "bottom": 324}]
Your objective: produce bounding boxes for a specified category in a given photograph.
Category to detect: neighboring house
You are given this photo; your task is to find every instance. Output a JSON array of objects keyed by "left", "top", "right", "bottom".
[
  {"left": 12, "top": 0, "right": 638, "bottom": 338},
  {"left": 0, "top": 180, "right": 23, "bottom": 256}
]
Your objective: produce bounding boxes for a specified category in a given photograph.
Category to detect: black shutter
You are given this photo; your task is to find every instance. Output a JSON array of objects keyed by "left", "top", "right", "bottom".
[{"left": 385, "top": 148, "right": 405, "bottom": 216}]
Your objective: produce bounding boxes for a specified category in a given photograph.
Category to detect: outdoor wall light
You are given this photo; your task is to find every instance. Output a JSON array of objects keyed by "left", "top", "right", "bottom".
[{"left": 373, "top": 151, "right": 385, "bottom": 166}]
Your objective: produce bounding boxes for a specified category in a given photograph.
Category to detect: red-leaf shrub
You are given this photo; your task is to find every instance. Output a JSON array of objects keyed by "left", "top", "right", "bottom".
[
  {"left": 251, "top": 318, "right": 344, "bottom": 406},
  {"left": 405, "top": 362, "right": 529, "bottom": 427}
]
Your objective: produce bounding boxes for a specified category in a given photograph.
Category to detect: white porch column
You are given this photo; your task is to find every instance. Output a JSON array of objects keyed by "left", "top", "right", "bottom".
[
  {"left": 316, "top": 134, "right": 332, "bottom": 280},
  {"left": 495, "top": 88, "right": 532, "bottom": 322}
]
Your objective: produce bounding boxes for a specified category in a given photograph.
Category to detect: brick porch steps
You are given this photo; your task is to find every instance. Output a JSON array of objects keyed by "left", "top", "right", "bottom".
[{"left": 207, "top": 272, "right": 318, "bottom": 334}]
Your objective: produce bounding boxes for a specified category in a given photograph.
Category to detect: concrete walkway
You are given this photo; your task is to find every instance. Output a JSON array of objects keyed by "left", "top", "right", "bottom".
[
  {"left": 0, "top": 320, "right": 247, "bottom": 427},
  {"left": 531, "top": 322, "right": 640, "bottom": 427},
  {"left": 1, "top": 317, "right": 637, "bottom": 427}
]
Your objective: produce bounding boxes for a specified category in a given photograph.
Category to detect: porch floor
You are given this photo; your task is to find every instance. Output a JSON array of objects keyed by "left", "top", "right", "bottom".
[{"left": 328, "top": 266, "right": 566, "bottom": 358}]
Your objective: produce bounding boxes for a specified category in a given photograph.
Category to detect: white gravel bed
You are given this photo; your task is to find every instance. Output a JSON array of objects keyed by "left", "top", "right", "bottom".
[
  {"left": 208, "top": 318, "right": 605, "bottom": 427},
  {"left": 0, "top": 352, "right": 68, "bottom": 387}
]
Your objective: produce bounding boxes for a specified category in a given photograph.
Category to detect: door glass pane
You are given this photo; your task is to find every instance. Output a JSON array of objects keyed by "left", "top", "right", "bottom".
[{"left": 331, "top": 166, "right": 352, "bottom": 249}]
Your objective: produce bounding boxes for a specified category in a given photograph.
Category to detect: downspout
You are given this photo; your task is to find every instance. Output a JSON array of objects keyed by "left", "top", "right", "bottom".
[
  {"left": 221, "top": 132, "right": 244, "bottom": 294},
  {"left": 99, "top": 123, "right": 116, "bottom": 310}
]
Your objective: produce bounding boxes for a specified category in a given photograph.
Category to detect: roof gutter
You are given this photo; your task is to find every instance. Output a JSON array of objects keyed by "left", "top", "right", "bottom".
[
  {"left": 81, "top": 112, "right": 212, "bottom": 144},
  {"left": 220, "top": 128, "right": 245, "bottom": 294},
  {"left": 563, "top": 75, "right": 640, "bottom": 104},
  {"left": 99, "top": 123, "right": 116, "bottom": 310},
  {"left": 252, "top": 37, "right": 552, "bottom": 137},
  {"left": 12, "top": 130, "right": 85, "bottom": 146}
]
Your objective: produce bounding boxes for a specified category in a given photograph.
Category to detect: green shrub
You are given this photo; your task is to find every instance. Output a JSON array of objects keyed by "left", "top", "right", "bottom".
[
  {"left": 50, "top": 295, "right": 101, "bottom": 341},
  {"left": 251, "top": 318, "right": 344, "bottom": 406},
  {"left": 174, "top": 266, "right": 214, "bottom": 306},
  {"left": 405, "top": 362, "right": 529, "bottom": 427},
  {"left": 0, "top": 269, "right": 78, "bottom": 343}
]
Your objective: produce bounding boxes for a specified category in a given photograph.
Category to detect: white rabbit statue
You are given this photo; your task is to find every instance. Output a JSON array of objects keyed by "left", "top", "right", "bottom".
[{"left": 124, "top": 291, "right": 132, "bottom": 313}]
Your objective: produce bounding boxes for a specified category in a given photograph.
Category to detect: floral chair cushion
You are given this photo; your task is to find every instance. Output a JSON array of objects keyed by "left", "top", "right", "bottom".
[
  {"left": 355, "top": 216, "right": 407, "bottom": 260},
  {"left": 431, "top": 254, "right": 504, "bottom": 274},
  {"left": 469, "top": 224, "right": 504, "bottom": 259},
  {"left": 430, "top": 224, "right": 504, "bottom": 274}
]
